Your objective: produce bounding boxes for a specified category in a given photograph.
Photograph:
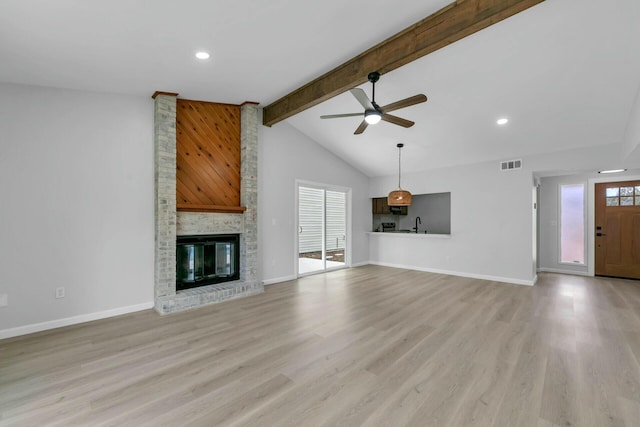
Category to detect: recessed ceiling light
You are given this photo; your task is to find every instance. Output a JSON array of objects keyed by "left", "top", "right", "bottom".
[
  {"left": 496, "top": 118, "right": 509, "bottom": 125},
  {"left": 195, "top": 51, "right": 210, "bottom": 60},
  {"left": 598, "top": 169, "right": 627, "bottom": 174}
]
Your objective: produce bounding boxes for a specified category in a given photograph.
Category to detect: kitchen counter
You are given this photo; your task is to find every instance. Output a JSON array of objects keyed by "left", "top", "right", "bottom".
[{"left": 367, "top": 231, "right": 451, "bottom": 239}]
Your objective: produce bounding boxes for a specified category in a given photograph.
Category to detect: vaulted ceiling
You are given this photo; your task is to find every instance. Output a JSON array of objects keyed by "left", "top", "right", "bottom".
[{"left": 1, "top": 0, "right": 639, "bottom": 177}]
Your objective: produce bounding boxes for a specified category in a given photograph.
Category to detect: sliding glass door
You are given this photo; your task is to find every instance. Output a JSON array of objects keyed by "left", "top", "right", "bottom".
[
  {"left": 298, "top": 186, "right": 325, "bottom": 275},
  {"left": 297, "top": 183, "right": 348, "bottom": 276}
]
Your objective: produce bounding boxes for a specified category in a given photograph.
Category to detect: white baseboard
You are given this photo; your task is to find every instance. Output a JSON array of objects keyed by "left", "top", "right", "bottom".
[
  {"left": 261, "top": 262, "right": 536, "bottom": 287},
  {"left": 537, "top": 267, "right": 592, "bottom": 277},
  {"left": 0, "top": 302, "right": 154, "bottom": 340},
  {"left": 351, "top": 261, "right": 370, "bottom": 268},
  {"left": 263, "top": 263, "right": 371, "bottom": 286},
  {"left": 262, "top": 275, "right": 297, "bottom": 286},
  {"left": 369, "top": 261, "right": 536, "bottom": 286}
]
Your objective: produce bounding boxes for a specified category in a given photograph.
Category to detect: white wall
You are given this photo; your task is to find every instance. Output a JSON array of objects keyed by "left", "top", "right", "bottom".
[
  {"left": 258, "top": 121, "right": 370, "bottom": 284},
  {"left": 0, "top": 83, "right": 154, "bottom": 337},
  {"left": 369, "top": 160, "right": 535, "bottom": 284},
  {"left": 369, "top": 142, "right": 639, "bottom": 285}
]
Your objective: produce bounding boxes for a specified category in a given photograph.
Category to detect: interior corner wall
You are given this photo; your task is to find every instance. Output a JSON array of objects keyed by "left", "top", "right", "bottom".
[
  {"left": 538, "top": 169, "right": 640, "bottom": 276},
  {"left": 258, "top": 120, "right": 370, "bottom": 284},
  {"left": 0, "top": 83, "right": 154, "bottom": 337},
  {"left": 538, "top": 174, "right": 591, "bottom": 275},
  {"left": 521, "top": 142, "right": 640, "bottom": 277},
  {"left": 368, "top": 160, "right": 536, "bottom": 285},
  {"left": 366, "top": 141, "right": 636, "bottom": 286},
  {"left": 622, "top": 83, "right": 640, "bottom": 158}
]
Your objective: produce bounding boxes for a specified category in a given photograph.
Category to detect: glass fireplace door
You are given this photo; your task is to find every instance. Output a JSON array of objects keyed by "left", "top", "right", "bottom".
[
  {"left": 176, "top": 234, "right": 239, "bottom": 291},
  {"left": 214, "top": 242, "right": 235, "bottom": 276},
  {"left": 177, "top": 244, "right": 204, "bottom": 283}
]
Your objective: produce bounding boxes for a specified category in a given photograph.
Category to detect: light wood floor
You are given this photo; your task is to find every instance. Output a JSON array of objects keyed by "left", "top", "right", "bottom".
[{"left": 2, "top": 266, "right": 640, "bottom": 426}]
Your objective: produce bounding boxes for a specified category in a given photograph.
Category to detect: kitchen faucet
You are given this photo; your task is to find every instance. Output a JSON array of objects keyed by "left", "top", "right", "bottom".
[{"left": 413, "top": 216, "right": 421, "bottom": 233}]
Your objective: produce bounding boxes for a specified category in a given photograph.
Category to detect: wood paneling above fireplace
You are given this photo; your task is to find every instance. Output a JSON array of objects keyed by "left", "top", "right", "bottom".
[{"left": 176, "top": 99, "right": 245, "bottom": 213}]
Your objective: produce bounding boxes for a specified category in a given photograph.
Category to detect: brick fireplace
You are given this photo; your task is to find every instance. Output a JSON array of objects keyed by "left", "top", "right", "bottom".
[{"left": 152, "top": 93, "right": 262, "bottom": 314}]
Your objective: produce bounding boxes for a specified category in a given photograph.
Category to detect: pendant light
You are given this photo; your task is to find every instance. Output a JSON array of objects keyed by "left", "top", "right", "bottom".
[{"left": 388, "top": 143, "right": 412, "bottom": 206}]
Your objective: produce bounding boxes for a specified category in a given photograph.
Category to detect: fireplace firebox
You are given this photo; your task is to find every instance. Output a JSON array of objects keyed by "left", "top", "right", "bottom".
[{"left": 176, "top": 234, "right": 240, "bottom": 291}]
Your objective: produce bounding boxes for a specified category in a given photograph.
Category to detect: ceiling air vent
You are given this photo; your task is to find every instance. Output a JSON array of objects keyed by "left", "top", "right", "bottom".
[{"left": 500, "top": 159, "right": 522, "bottom": 171}]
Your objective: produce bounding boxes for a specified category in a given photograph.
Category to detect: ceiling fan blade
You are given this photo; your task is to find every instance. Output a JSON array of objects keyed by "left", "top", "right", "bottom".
[
  {"left": 354, "top": 120, "right": 369, "bottom": 134},
  {"left": 320, "top": 112, "right": 363, "bottom": 119},
  {"left": 380, "top": 94, "right": 427, "bottom": 113},
  {"left": 381, "top": 113, "right": 414, "bottom": 128},
  {"left": 350, "top": 88, "right": 374, "bottom": 111}
]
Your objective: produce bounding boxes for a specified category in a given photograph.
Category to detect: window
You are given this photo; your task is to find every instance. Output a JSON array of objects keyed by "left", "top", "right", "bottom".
[
  {"left": 606, "top": 186, "right": 640, "bottom": 206},
  {"left": 560, "top": 184, "right": 585, "bottom": 264}
]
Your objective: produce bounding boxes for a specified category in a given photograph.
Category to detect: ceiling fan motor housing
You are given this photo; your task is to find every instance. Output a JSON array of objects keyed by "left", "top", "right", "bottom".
[{"left": 319, "top": 70, "right": 426, "bottom": 134}]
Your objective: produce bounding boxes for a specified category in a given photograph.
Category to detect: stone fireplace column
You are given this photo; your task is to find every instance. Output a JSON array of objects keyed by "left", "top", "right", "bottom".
[
  {"left": 240, "top": 102, "right": 259, "bottom": 282},
  {"left": 152, "top": 92, "right": 178, "bottom": 306}
]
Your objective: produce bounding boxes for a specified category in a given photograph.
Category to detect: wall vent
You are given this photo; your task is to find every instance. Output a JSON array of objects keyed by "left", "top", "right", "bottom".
[{"left": 500, "top": 159, "right": 522, "bottom": 171}]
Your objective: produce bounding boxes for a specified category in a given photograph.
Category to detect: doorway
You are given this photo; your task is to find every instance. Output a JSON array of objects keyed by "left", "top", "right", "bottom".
[
  {"left": 297, "top": 183, "right": 348, "bottom": 276},
  {"left": 595, "top": 180, "right": 640, "bottom": 279}
]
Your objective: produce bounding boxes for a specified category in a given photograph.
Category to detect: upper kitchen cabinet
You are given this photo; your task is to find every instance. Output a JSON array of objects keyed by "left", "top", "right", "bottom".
[{"left": 372, "top": 197, "right": 407, "bottom": 215}]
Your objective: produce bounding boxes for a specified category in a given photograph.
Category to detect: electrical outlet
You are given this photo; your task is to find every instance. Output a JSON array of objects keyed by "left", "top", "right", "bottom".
[
  {"left": 0, "top": 293, "right": 7, "bottom": 307},
  {"left": 55, "top": 287, "right": 65, "bottom": 299}
]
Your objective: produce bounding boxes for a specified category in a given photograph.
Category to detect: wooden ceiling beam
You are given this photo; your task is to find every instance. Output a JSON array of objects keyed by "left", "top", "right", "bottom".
[{"left": 262, "top": 0, "right": 545, "bottom": 127}]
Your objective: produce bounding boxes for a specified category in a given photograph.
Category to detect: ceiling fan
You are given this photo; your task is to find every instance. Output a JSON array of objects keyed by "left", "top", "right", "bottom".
[{"left": 320, "top": 71, "right": 427, "bottom": 135}]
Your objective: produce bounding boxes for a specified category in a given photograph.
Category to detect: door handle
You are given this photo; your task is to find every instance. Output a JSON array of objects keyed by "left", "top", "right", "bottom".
[{"left": 596, "top": 233, "right": 607, "bottom": 237}]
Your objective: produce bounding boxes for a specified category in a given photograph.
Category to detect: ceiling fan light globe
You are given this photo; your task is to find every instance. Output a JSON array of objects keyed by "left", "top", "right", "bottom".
[{"left": 364, "top": 110, "right": 382, "bottom": 125}]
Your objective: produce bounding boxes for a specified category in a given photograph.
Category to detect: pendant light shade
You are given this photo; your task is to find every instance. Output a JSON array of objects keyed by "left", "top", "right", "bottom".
[
  {"left": 388, "top": 143, "right": 412, "bottom": 206},
  {"left": 388, "top": 189, "right": 412, "bottom": 206}
]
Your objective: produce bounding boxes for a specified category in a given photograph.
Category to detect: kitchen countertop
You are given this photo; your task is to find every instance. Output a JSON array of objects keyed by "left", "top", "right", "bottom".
[{"left": 367, "top": 231, "right": 451, "bottom": 239}]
